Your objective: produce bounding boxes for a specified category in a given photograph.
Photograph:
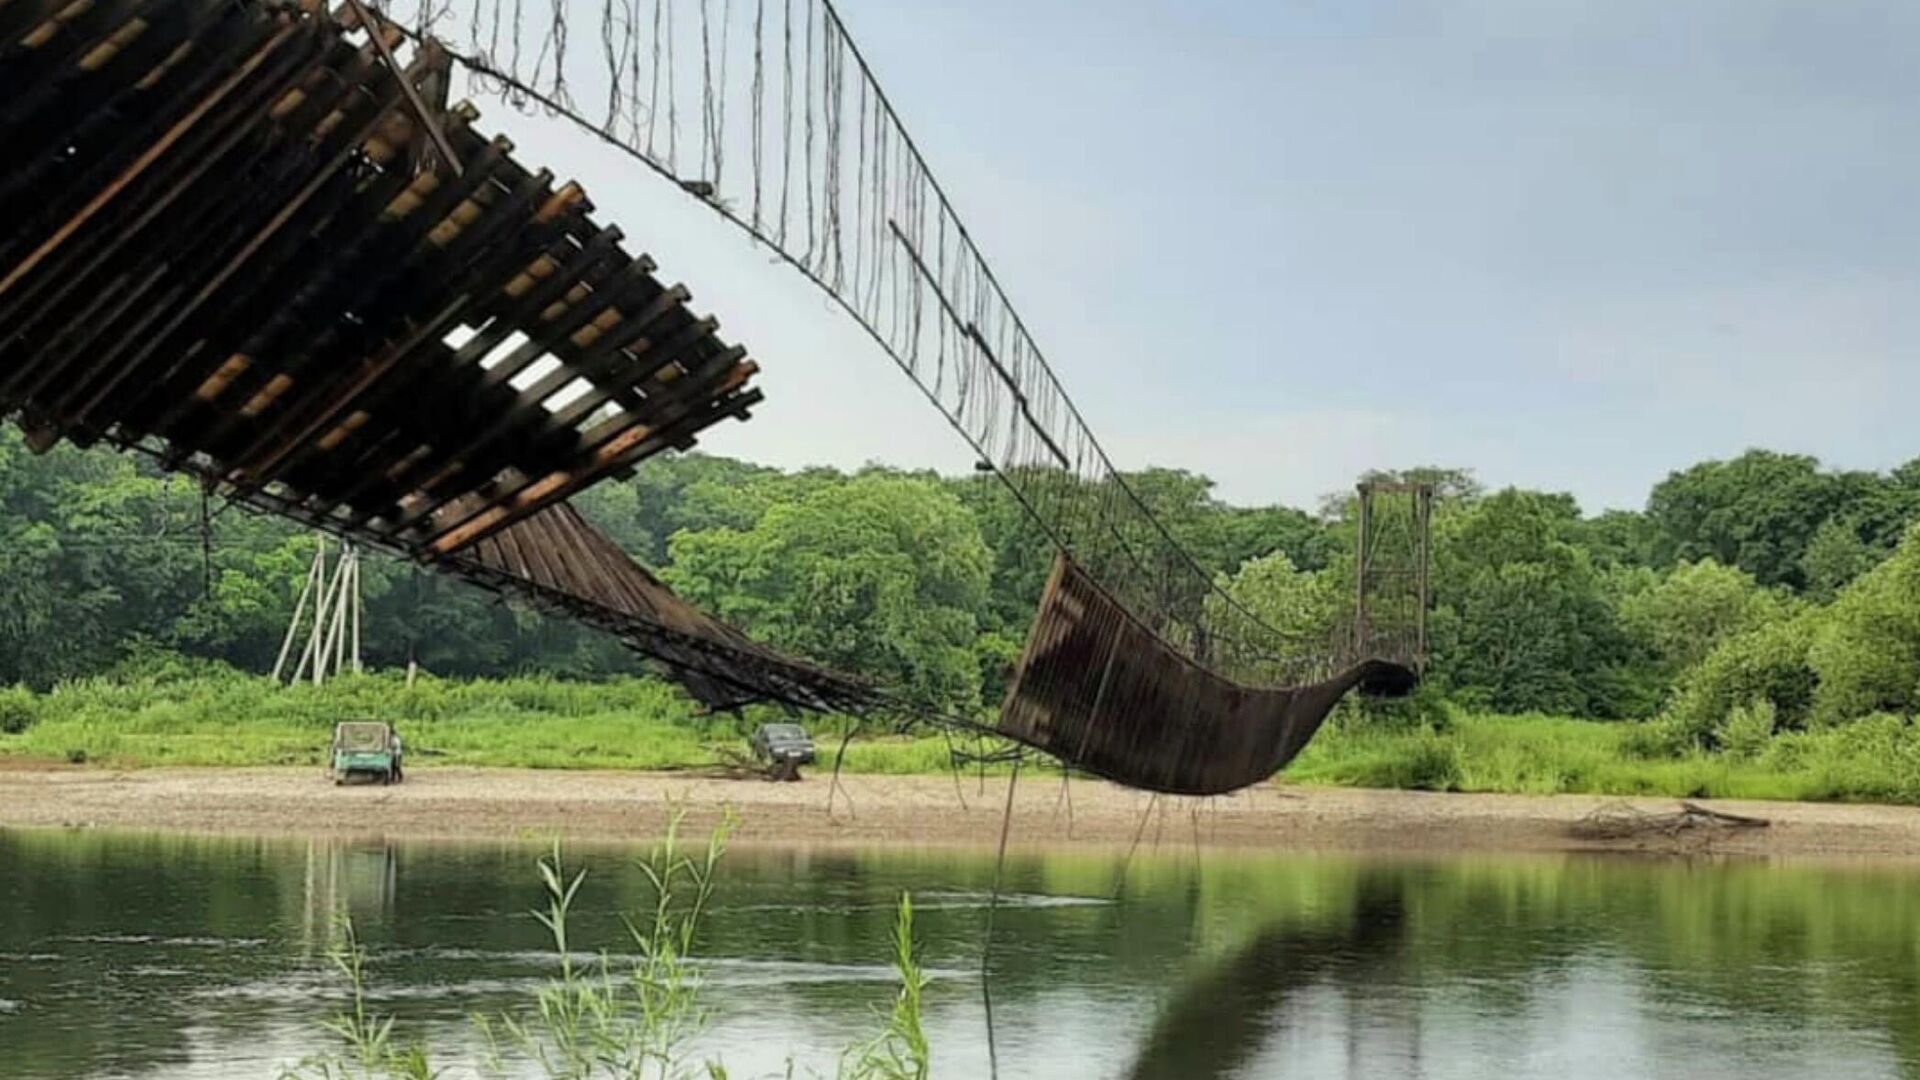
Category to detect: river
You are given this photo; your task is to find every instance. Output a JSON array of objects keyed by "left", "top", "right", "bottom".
[{"left": 1, "top": 828, "right": 1917, "bottom": 1078}]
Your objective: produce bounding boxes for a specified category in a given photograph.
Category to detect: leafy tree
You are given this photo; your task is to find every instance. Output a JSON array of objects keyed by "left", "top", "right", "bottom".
[
  {"left": 945, "top": 467, "right": 1068, "bottom": 636},
  {"left": 664, "top": 473, "right": 993, "bottom": 714},
  {"left": 1095, "top": 467, "right": 1328, "bottom": 576},
  {"left": 597, "top": 452, "right": 786, "bottom": 563},
  {"left": 1617, "top": 559, "right": 1788, "bottom": 677},
  {"left": 1809, "top": 524, "right": 1920, "bottom": 723},
  {"left": 1428, "top": 489, "right": 1638, "bottom": 716},
  {"left": 0, "top": 431, "right": 204, "bottom": 685},
  {"left": 1832, "top": 467, "right": 1920, "bottom": 551},
  {"left": 1375, "top": 465, "right": 1483, "bottom": 502},
  {"left": 1890, "top": 458, "right": 1920, "bottom": 508},
  {"left": 1210, "top": 552, "right": 1343, "bottom": 669},
  {"left": 1573, "top": 509, "right": 1661, "bottom": 569},
  {"left": 1647, "top": 450, "right": 1845, "bottom": 589},
  {"left": 1801, "top": 517, "right": 1882, "bottom": 600},
  {"left": 677, "top": 464, "right": 849, "bottom": 541},
  {"left": 944, "top": 462, "right": 1337, "bottom": 629},
  {"left": 1217, "top": 505, "right": 1334, "bottom": 574},
  {"left": 1663, "top": 613, "right": 1821, "bottom": 745},
  {"left": 167, "top": 526, "right": 319, "bottom": 665},
  {"left": 1322, "top": 466, "right": 1482, "bottom": 519},
  {"left": 972, "top": 628, "right": 1026, "bottom": 710}
]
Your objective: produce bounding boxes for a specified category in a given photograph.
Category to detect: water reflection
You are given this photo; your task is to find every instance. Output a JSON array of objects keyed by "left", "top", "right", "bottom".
[
  {"left": 1124, "top": 877, "right": 1408, "bottom": 1080},
  {"left": 2, "top": 830, "right": 1919, "bottom": 1078}
]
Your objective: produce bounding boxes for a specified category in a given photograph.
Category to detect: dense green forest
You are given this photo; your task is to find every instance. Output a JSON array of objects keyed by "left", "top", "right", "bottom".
[{"left": 7, "top": 425, "right": 1920, "bottom": 790}]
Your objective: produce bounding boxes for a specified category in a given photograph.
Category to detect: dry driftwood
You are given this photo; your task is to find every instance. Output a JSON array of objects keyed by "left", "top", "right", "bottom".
[
  {"left": 644, "top": 746, "right": 806, "bottom": 782},
  {"left": 689, "top": 747, "right": 804, "bottom": 782},
  {"left": 1570, "top": 800, "right": 1770, "bottom": 845}
]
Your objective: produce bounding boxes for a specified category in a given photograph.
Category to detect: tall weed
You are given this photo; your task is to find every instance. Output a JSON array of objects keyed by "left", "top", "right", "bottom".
[
  {"left": 841, "top": 894, "right": 931, "bottom": 1080},
  {"left": 1718, "top": 699, "right": 1777, "bottom": 760},
  {"left": 294, "top": 813, "right": 935, "bottom": 1078}
]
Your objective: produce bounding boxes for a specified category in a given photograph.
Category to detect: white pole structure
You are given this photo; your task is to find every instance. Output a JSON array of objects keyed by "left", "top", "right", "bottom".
[
  {"left": 297, "top": 543, "right": 352, "bottom": 685},
  {"left": 272, "top": 539, "right": 326, "bottom": 682},
  {"left": 349, "top": 547, "right": 363, "bottom": 675},
  {"left": 335, "top": 545, "right": 359, "bottom": 678},
  {"left": 276, "top": 536, "right": 373, "bottom": 688},
  {"left": 292, "top": 568, "right": 329, "bottom": 684},
  {"left": 328, "top": 556, "right": 342, "bottom": 679},
  {"left": 320, "top": 552, "right": 351, "bottom": 686},
  {"left": 292, "top": 539, "right": 337, "bottom": 683}
]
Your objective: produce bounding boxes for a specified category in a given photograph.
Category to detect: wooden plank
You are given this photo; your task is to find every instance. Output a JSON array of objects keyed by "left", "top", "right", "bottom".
[
  {"left": 0, "top": 15, "right": 297, "bottom": 296},
  {"left": 12, "top": 27, "right": 340, "bottom": 405},
  {"left": 68, "top": 56, "right": 414, "bottom": 427}
]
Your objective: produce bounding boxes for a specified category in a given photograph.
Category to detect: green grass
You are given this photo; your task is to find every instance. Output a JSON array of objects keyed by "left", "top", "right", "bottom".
[
  {"left": 6, "top": 670, "right": 1920, "bottom": 805},
  {"left": 1292, "top": 710, "right": 1920, "bottom": 804},
  {"left": 0, "top": 669, "right": 963, "bottom": 774}
]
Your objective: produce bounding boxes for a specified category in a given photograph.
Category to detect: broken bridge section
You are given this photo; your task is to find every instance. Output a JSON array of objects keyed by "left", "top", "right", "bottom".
[
  {"left": 450, "top": 502, "right": 875, "bottom": 712},
  {"left": 996, "top": 483, "right": 1433, "bottom": 796},
  {"left": 996, "top": 555, "right": 1417, "bottom": 797},
  {"left": 0, "top": 0, "right": 1425, "bottom": 767},
  {"left": 0, "top": 0, "right": 752, "bottom": 553},
  {"left": 0, "top": 0, "right": 872, "bottom": 711}
]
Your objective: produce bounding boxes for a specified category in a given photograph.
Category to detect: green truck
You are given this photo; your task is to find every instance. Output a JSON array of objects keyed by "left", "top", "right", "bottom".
[{"left": 330, "top": 721, "right": 404, "bottom": 785}]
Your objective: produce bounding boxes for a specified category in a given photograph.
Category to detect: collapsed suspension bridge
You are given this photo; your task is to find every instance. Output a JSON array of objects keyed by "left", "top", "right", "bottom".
[{"left": 0, "top": 0, "right": 1429, "bottom": 796}]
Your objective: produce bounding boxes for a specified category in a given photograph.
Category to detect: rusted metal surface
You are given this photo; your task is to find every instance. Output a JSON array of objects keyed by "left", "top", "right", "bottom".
[
  {"left": 447, "top": 502, "right": 875, "bottom": 712},
  {"left": 996, "top": 555, "right": 1415, "bottom": 797},
  {"left": 0, "top": 0, "right": 872, "bottom": 711},
  {"left": 997, "top": 483, "right": 1431, "bottom": 796}
]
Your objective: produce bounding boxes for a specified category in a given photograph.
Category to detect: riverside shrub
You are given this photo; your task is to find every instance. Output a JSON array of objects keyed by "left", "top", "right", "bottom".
[
  {"left": 0, "top": 686, "right": 36, "bottom": 734},
  {"left": 1663, "top": 614, "right": 1819, "bottom": 747}
]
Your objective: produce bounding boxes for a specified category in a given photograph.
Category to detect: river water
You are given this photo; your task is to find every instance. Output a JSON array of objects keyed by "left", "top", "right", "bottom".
[{"left": 2, "top": 828, "right": 1918, "bottom": 1078}]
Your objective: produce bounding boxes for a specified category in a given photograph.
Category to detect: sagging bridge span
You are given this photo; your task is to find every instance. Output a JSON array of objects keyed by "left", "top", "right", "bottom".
[{"left": 0, "top": 0, "right": 1429, "bottom": 796}]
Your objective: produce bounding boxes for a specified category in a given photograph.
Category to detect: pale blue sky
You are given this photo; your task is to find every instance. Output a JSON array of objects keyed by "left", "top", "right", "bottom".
[{"left": 491, "top": 0, "right": 1918, "bottom": 512}]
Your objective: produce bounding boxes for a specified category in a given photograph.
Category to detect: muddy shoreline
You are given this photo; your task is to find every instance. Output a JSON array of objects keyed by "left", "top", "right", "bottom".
[{"left": 3, "top": 763, "right": 1919, "bottom": 856}]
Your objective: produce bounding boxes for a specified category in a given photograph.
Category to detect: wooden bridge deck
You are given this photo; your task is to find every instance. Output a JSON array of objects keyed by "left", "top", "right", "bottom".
[{"left": 0, "top": 0, "right": 872, "bottom": 710}]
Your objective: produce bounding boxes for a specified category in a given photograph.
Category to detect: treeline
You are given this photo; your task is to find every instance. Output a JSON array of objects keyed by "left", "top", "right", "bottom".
[{"left": 5, "top": 427, "right": 1920, "bottom": 748}]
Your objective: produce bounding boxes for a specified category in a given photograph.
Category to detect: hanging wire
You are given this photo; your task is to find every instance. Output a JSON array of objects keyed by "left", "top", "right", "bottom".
[
  {"left": 359, "top": 0, "right": 1367, "bottom": 688},
  {"left": 980, "top": 755, "right": 1022, "bottom": 1080},
  {"left": 749, "top": 0, "right": 764, "bottom": 226},
  {"left": 199, "top": 480, "right": 216, "bottom": 599}
]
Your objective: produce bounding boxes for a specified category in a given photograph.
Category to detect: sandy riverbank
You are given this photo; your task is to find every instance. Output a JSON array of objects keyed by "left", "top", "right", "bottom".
[{"left": 3, "top": 762, "right": 1919, "bottom": 855}]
